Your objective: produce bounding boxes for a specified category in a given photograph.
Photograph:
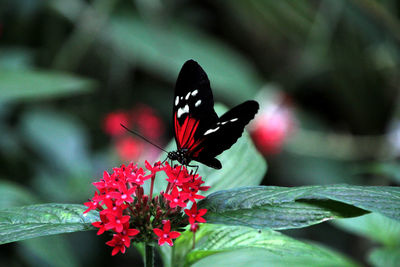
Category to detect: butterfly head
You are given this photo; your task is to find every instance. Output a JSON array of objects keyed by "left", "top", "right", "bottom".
[{"left": 167, "top": 149, "right": 191, "bottom": 166}]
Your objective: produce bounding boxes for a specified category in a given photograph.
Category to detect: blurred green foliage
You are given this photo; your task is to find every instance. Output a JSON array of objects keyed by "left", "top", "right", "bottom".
[{"left": 1, "top": 0, "right": 400, "bottom": 266}]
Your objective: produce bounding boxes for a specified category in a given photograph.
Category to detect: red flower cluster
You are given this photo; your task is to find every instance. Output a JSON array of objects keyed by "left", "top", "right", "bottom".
[{"left": 84, "top": 161, "right": 209, "bottom": 255}]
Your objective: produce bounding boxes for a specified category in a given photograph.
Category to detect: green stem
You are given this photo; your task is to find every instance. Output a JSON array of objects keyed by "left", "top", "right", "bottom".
[
  {"left": 192, "top": 231, "right": 196, "bottom": 249},
  {"left": 145, "top": 243, "right": 154, "bottom": 267}
]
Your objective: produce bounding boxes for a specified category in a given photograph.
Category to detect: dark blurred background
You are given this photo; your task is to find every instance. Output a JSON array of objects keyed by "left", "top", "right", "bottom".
[{"left": 1, "top": 0, "right": 400, "bottom": 266}]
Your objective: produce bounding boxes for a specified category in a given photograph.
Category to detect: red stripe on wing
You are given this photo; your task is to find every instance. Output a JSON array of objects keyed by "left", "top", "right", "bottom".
[{"left": 174, "top": 113, "right": 204, "bottom": 154}]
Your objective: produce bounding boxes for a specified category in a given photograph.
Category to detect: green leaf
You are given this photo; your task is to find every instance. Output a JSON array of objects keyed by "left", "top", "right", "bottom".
[
  {"left": 159, "top": 245, "right": 172, "bottom": 267},
  {"left": 0, "top": 47, "right": 34, "bottom": 70},
  {"left": 198, "top": 185, "right": 400, "bottom": 229},
  {"left": 49, "top": 5, "right": 263, "bottom": 101},
  {"left": 185, "top": 224, "right": 358, "bottom": 267},
  {"left": 153, "top": 104, "right": 267, "bottom": 196},
  {"left": 0, "top": 204, "right": 99, "bottom": 244},
  {"left": 363, "top": 162, "right": 400, "bottom": 184},
  {"left": 108, "top": 14, "right": 263, "bottom": 102},
  {"left": 368, "top": 247, "right": 400, "bottom": 267},
  {"left": 3, "top": 107, "right": 93, "bottom": 204},
  {"left": 20, "top": 109, "right": 91, "bottom": 172},
  {"left": 0, "top": 180, "right": 39, "bottom": 207},
  {"left": 334, "top": 213, "right": 400, "bottom": 247},
  {"left": 19, "top": 109, "right": 93, "bottom": 201},
  {"left": 0, "top": 69, "right": 96, "bottom": 103}
]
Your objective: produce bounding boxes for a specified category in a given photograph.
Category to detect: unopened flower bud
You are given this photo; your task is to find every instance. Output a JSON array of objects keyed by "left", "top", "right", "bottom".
[{"left": 190, "top": 223, "right": 199, "bottom": 233}]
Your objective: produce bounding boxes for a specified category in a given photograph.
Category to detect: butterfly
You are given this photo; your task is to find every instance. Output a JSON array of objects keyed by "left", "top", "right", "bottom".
[{"left": 167, "top": 60, "right": 259, "bottom": 169}]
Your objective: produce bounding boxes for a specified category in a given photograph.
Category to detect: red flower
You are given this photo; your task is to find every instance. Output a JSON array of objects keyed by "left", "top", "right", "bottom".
[
  {"left": 106, "top": 230, "right": 138, "bottom": 256},
  {"left": 181, "top": 177, "right": 209, "bottom": 202},
  {"left": 163, "top": 163, "right": 193, "bottom": 186},
  {"left": 184, "top": 203, "right": 207, "bottom": 224},
  {"left": 165, "top": 166, "right": 192, "bottom": 186},
  {"left": 121, "top": 162, "right": 139, "bottom": 179},
  {"left": 145, "top": 160, "right": 163, "bottom": 174},
  {"left": 122, "top": 226, "right": 140, "bottom": 238},
  {"left": 126, "top": 167, "right": 150, "bottom": 186},
  {"left": 103, "top": 111, "right": 130, "bottom": 136},
  {"left": 109, "top": 185, "right": 136, "bottom": 206},
  {"left": 93, "top": 171, "right": 112, "bottom": 192},
  {"left": 100, "top": 199, "right": 128, "bottom": 218},
  {"left": 164, "top": 187, "right": 188, "bottom": 208},
  {"left": 83, "top": 191, "right": 101, "bottom": 213},
  {"left": 92, "top": 214, "right": 108, "bottom": 235},
  {"left": 105, "top": 214, "right": 131, "bottom": 233},
  {"left": 153, "top": 220, "right": 181, "bottom": 246}
]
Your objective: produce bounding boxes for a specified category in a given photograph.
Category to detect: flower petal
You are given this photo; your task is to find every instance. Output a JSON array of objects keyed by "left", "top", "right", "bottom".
[
  {"left": 196, "top": 217, "right": 206, "bottom": 223},
  {"left": 128, "top": 229, "right": 140, "bottom": 236},
  {"left": 163, "top": 220, "right": 171, "bottom": 232},
  {"left": 169, "top": 231, "right": 181, "bottom": 239},
  {"left": 198, "top": 209, "right": 207, "bottom": 216},
  {"left": 153, "top": 228, "right": 164, "bottom": 237},
  {"left": 165, "top": 239, "right": 174, "bottom": 246},
  {"left": 158, "top": 238, "right": 166, "bottom": 246}
]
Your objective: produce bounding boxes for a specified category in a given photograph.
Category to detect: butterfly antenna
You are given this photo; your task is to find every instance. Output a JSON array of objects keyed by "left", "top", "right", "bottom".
[{"left": 120, "top": 124, "right": 168, "bottom": 154}]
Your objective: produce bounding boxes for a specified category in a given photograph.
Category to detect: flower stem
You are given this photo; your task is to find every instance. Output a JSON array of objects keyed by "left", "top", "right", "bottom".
[
  {"left": 145, "top": 243, "right": 154, "bottom": 267},
  {"left": 192, "top": 232, "right": 196, "bottom": 249},
  {"left": 149, "top": 173, "right": 155, "bottom": 201}
]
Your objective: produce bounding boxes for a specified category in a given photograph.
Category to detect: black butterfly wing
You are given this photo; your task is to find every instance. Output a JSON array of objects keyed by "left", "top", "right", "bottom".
[
  {"left": 192, "top": 100, "right": 259, "bottom": 169},
  {"left": 173, "top": 60, "right": 259, "bottom": 169},
  {"left": 173, "top": 60, "right": 218, "bottom": 151}
]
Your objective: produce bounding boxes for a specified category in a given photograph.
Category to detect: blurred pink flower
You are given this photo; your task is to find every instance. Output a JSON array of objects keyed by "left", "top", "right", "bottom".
[
  {"left": 102, "top": 104, "right": 165, "bottom": 162},
  {"left": 250, "top": 91, "right": 296, "bottom": 155},
  {"left": 103, "top": 111, "right": 130, "bottom": 137},
  {"left": 131, "top": 105, "right": 164, "bottom": 140},
  {"left": 115, "top": 137, "right": 144, "bottom": 161}
]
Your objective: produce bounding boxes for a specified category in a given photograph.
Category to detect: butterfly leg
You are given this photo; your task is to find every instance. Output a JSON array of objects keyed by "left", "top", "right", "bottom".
[
  {"left": 161, "top": 156, "right": 168, "bottom": 164},
  {"left": 187, "top": 164, "right": 199, "bottom": 179}
]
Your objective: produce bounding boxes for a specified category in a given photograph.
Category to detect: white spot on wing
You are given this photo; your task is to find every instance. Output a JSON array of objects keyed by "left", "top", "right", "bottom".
[
  {"left": 195, "top": 100, "right": 201, "bottom": 107},
  {"left": 185, "top": 92, "right": 191, "bottom": 100},
  {"left": 177, "top": 104, "right": 189, "bottom": 118},
  {"left": 191, "top": 90, "right": 198, "bottom": 96},
  {"left": 221, "top": 121, "right": 227, "bottom": 125},
  {"left": 175, "top": 96, "right": 179, "bottom": 106},
  {"left": 230, "top": 118, "right": 238, "bottom": 122},
  {"left": 204, "top": 127, "right": 219, "bottom": 135}
]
